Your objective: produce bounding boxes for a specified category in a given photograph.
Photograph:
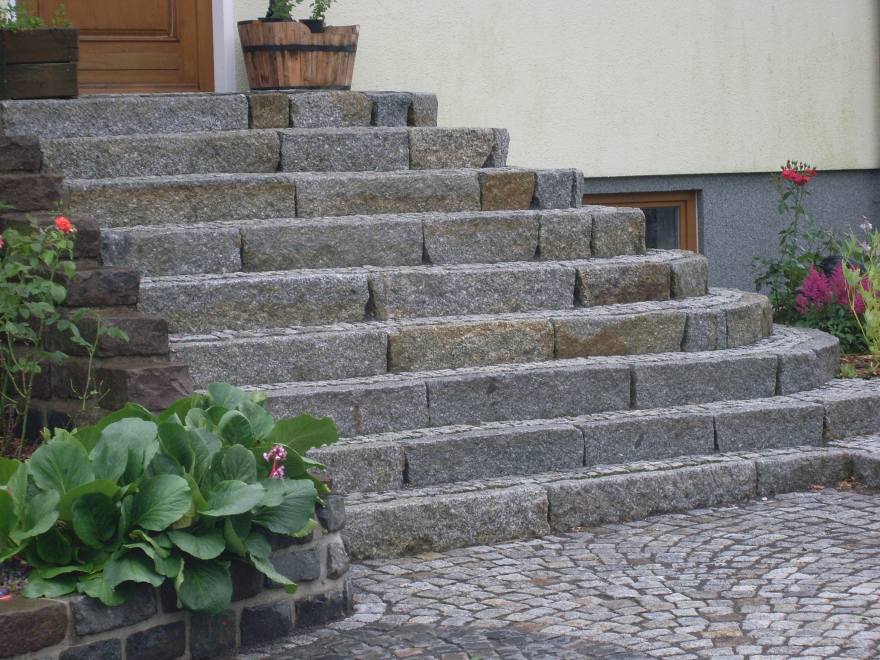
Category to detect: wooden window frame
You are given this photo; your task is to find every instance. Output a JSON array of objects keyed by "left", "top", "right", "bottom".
[{"left": 582, "top": 191, "right": 699, "bottom": 253}]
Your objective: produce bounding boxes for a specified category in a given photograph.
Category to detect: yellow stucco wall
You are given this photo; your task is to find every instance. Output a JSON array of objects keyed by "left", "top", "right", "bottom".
[{"left": 235, "top": 0, "right": 880, "bottom": 176}]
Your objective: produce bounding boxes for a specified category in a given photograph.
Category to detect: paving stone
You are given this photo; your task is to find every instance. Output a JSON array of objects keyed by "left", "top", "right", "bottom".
[
  {"left": 371, "top": 263, "right": 575, "bottom": 320},
  {"left": 423, "top": 210, "right": 539, "bottom": 264},
  {"left": 269, "top": 547, "right": 322, "bottom": 584},
  {"left": 241, "top": 601, "right": 294, "bottom": 647},
  {"left": 577, "top": 260, "right": 671, "bottom": 306},
  {"left": 555, "top": 310, "right": 687, "bottom": 358},
  {"left": 479, "top": 169, "right": 536, "bottom": 211},
  {"left": 248, "top": 92, "right": 290, "bottom": 128},
  {"left": 69, "top": 584, "right": 156, "bottom": 635},
  {"left": 579, "top": 411, "right": 715, "bottom": 466},
  {"left": 755, "top": 451, "right": 853, "bottom": 496},
  {"left": 102, "top": 223, "right": 242, "bottom": 276},
  {"left": 190, "top": 610, "right": 237, "bottom": 660},
  {"left": 387, "top": 319, "right": 555, "bottom": 372},
  {"left": 538, "top": 208, "right": 593, "bottom": 260},
  {"left": 712, "top": 400, "right": 825, "bottom": 451},
  {"left": 289, "top": 91, "right": 373, "bottom": 127},
  {"left": 670, "top": 254, "right": 710, "bottom": 298},
  {"left": 0, "top": 598, "right": 68, "bottom": 657},
  {"left": 140, "top": 270, "right": 370, "bottom": 332},
  {"left": 60, "top": 639, "right": 122, "bottom": 660},
  {"left": 367, "top": 91, "right": 414, "bottom": 126},
  {"left": 41, "top": 130, "right": 280, "bottom": 178},
  {"left": 402, "top": 425, "right": 584, "bottom": 486},
  {"left": 296, "top": 586, "right": 354, "bottom": 628},
  {"left": 125, "top": 621, "right": 186, "bottom": 660},
  {"left": 312, "top": 442, "right": 404, "bottom": 494},
  {"left": 0, "top": 94, "right": 249, "bottom": 138},
  {"left": 426, "top": 363, "right": 630, "bottom": 426},
  {"left": 407, "top": 93, "right": 439, "bottom": 127},
  {"left": 588, "top": 206, "right": 646, "bottom": 257},
  {"left": 409, "top": 127, "right": 496, "bottom": 169},
  {"left": 242, "top": 215, "right": 423, "bottom": 270},
  {"left": 295, "top": 170, "right": 481, "bottom": 217},
  {"left": 0, "top": 134, "right": 41, "bottom": 172},
  {"left": 532, "top": 169, "right": 582, "bottom": 209},
  {"left": 280, "top": 127, "right": 409, "bottom": 172}
]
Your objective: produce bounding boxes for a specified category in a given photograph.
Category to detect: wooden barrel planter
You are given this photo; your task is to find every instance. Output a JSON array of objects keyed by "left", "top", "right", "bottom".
[
  {"left": 238, "top": 20, "right": 358, "bottom": 90},
  {"left": 0, "top": 27, "right": 79, "bottom": 100}
]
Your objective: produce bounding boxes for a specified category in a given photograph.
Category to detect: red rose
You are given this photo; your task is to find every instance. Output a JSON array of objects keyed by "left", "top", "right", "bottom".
[{"left": 54, "top": 216, "right": 75, "bottom": 233}]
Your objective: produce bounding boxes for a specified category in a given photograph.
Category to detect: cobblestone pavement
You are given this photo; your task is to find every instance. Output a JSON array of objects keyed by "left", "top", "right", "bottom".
[{"left": 245, "top": 489, "right": 880, "bottom": 659}]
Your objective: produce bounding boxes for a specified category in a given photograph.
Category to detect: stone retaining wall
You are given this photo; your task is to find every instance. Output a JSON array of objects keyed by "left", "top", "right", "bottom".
[{"left": 0, "top": 497, "right": 351, "bottom": 660}]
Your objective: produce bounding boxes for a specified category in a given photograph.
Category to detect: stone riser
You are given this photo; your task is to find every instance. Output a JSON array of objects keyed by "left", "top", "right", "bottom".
[
  {"left": 41, "top": 127, "right": 510, "bottom": 179},
  {"left": 141, "top": 252, "right": 708, "bottom": 333},
  {"left": 316, "top": 380, "right": 880, "bottom": 494},
  {"left": 101, "top": 207, "right": 645, "bottom": 277},
  {"left": 173, "top": 287, "right": 757, "bottom": 388},
  {"left": 0, "top": 91, "right": 438, "bottom": 139},
  {"left": 64, "top": 168, "right": 584, "bottom": 228}
]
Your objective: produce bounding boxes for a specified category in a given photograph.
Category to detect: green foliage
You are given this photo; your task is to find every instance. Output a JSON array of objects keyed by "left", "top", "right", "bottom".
[
  {"left": 842, "top": 220, "right": 880, "bottom": 359},
  {"left": 266, "top": 0, "right": 335, "bottom": 21},
  {"left": 795, "top": 299, "right": 867, "bottom": 354},
  {"left": 0, "top": 383, "right": 338, "bottom": 613},
  {"left": 0, "top": 1, "right": 69, "bottom": 30}
]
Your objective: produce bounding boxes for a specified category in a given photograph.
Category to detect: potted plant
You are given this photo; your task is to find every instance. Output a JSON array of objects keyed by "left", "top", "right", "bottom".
[
  {"left": 0, "top": 3, "right": 79, "bottom": 100},
  {"left": 238, "top": 0, "right": 358, "bottom": 91}
]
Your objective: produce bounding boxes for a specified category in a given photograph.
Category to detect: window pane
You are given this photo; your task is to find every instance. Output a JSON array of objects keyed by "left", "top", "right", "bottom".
[{"left": 642, "top": 207, "right": 680, "bottom": 250}]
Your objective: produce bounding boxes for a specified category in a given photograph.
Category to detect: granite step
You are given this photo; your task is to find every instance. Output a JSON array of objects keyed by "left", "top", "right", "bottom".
[
  {"left": 0, "top": 91, "right": 438, "bottom": 139},
  {"left": 40, "top": 127, "right": 510, "bottom": 179},
  {"left": 142, "top": 252, "right": 709, "bottom": 334},
  {"left": 316, "top": 379, "right": 880, "bottom": 495},
  {"left": 64, "top": 168, "right": 584, "bottom": 228},
  {"left": 100, "top": 206, "right": 646, "bottom": 276}
]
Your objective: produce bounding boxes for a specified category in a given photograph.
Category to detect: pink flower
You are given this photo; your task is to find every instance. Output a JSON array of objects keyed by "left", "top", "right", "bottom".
[
  {"left": 263, "top": 444, "right": 288, "bottom": 481},
  {"left": 269, "top": 465, "right": 286, "bottom": 480},
  {"left": 798, "top": 267, "right": 833, "bottom": 313}
]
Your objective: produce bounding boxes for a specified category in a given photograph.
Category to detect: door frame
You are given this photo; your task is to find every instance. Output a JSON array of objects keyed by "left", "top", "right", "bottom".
[{"left": 211, "top": 0, "right": 236, "bottom": 92}]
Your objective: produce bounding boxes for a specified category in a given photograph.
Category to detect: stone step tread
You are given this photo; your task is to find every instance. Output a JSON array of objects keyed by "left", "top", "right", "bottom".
[{"left": 313, "top": 379, "right": 879, "bottom": 494}]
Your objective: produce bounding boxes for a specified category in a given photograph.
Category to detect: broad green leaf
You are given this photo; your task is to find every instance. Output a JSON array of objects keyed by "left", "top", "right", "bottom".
[
  {"left": 158, "top": 422, "right": 195, "bottom": 473},
  {"left": 123, "top": 542, "right": 182, "bottom": 578},
  {"left": 7, "top": 462, "right": 28, "bottom": 517},
  {"left": 58, "top": 480, "right": 119, "bottom": 521},
  {"left": 159, "top": 394, "right": 206, "bottom": 424},
  {"left": 185, "top": 408, "right": 212, "bottom": 430},
  {"left": 223, "top": 517, "right": 248, "bottom": 557},
  {"left": 29, "top": 441, "right": 94, "bottom": 495},
  {"left": 36, "top": 528, "right": 73, "bottom": 565},
  {"left": 72, "top": 493, "right": 119, "bottom": 548},
  {"left": 22, "top": 575, "right": 77, "bottom": 599},
  {"left": 218, "top": 411, "right": 254, "bottom": 446},
  {"left": 240, "top": 400, "right": 275, "bottom": 441},
  {"left": 0, "top": 457, "right": 21, "bottom": 486},
  {"left": 184, "top": 474, "right": 209, "bottom": 511},
  {"left": 130, "top": 475, "right": 192, "bottom": 531},
  {"left": 189, "top": 429, "right": 221, "bottom": 483},
  {"left": 175, "top": 559, "right": 233, "bottom": 614},
  {"left": 206, "top": 406, "right": 229, "bottom": 426},
  {"left": 259, "top": 479, "right": 285, "bottom": 508},
  {"left": 253, "top": 479, "right": 317, "bottom": 535},
  {"left": 103, "top": 550, "right": 164, "bottom": 590},
  {"left": 37, "top": 563, "right": 100, "bottom": 579},
  {"left": 92, "top": 418, "right": 159, "bottom": 484},
  {"left": 213, "top": 445, "right": 257, "bottom": 484},
  {"left": 267, "top": 415, "right": 338, "bottom": 455},
  {"left": 200, "top": 481, "right": 265, "bottom": 517},
  {"left": 207, "top": 383, "right": 247, "bottom": 409},
  {"left": 0, "top": 490, "right": 16, "bottom": 546},
  {"left": 71, "top": 425, "right": 101, "bottom": 453},
  {"left": 146, "top": 453, "right": 184, "bottom": 477},
  {"left": 168, "top": 528, "right": 226, "bottom": 560},
  {"left": 10, "top": 490, "right": 60, "bottom": 544},
  {"left": 89, "top": 437, "right": 128, "bottom": 483},
  {"left": 95, "top": 403, "right": 156, "bottom": 431},
  {"left": 77, "top": 575, "right": 125, "bottom": 606},
  {"left": 245, "top": 531, "right": 271, "bottom": 560},
  {"left": 250, "top": 555, "right": 297, "bottom": 594}
]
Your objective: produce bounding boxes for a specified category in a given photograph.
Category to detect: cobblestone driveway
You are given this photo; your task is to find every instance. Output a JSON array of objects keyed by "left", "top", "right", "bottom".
[{"left": 246, "top": 489, "right": 880, "bottom": 659}]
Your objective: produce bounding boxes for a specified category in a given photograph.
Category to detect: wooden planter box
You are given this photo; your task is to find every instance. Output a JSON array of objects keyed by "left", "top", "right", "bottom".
[
  {"left": 238, "top": 20, "right": 358, "bottom": 90},
  {"left": 0, "top": 27, "right": 79, "bottom": 100}
]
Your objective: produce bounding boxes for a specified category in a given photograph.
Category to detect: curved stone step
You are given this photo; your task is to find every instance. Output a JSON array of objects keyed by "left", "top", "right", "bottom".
[
  {"left": 41, "top": 127, "right": 510, "bottom": 179},
  {"left": 0, "top": 91, "right": 438, "bottom": 139},
  {"left": 316, "top": 378, "right": 880, "bottom": 495},
  {"left": 64, "top": 168, "right": 583, "bottom": 228},
  {"left": 141, "top": 252, "right": 708, "bottom": 333},
  {"left": 101, "top": 206, "right": 646, "bottom": 276}
]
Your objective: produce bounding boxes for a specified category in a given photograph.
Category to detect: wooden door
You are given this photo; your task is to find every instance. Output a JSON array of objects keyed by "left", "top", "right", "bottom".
[{"left": 36, "top": 0, "right": 214, "bottom": 93}]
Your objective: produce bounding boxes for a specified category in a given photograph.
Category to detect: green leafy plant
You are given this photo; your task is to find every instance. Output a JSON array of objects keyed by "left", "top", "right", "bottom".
[
  {"left": 0, "top": 383, "right": 339, "bottom": 612},
  {"left": 842, "top": 218, "right": 880, "bottom": 361},
  {"left": 265, "top": 0, "right": 335, "bottom": 21},
  {"left": 0, "top": 1, "right": 69, "bottom": 30}
]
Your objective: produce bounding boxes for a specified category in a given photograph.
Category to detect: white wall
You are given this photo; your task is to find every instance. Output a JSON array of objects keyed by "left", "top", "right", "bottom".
[{"left": 234, "top": 0, "right": 880, "bottom": 177}]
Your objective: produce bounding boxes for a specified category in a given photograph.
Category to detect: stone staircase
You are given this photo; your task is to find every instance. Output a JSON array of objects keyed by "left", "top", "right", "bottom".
[{"left": 4, "top": 90, "right": 878, "bottom": 560}]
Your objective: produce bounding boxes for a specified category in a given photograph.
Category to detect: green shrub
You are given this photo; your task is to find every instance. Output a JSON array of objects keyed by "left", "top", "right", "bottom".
[
  {"left": 266, "top": 0, "right": 335, "bottom": 21},
  {"left": 0, "top": 383, "right": 338, "bottom": 613}
]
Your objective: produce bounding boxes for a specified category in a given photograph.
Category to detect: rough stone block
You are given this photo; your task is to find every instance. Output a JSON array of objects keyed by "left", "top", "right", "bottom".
[
  {"left": 269, "top": 547, "right": 322, "bottom": 584},
  {"left": 317, "top": 494, "right": 347, "bottom": 532},
  {"left": 713, "top": 400, "right": 825, "bottom": 451},
  {"left": 190, "top": 610, "right": 237, "bottom": 660},
  {"left": 64, "top": 267, "right": 140, "bottom": 307},
  {"left": 589, "top": 206, "right": 646, "bottom": 257},
  {"left": 41, "top": 130, "right": 281, "bottom": 178},
  {"left": 371, "top": 263, "right": 575, "bottom": 320},
  {"left": 296, "top": 588, "right": 353, "bottom": 628},
  {"left": 175, "top": 328, "right": 388, "bottom": 387},
  {"left": 777, "top": 349, "right": 824, "bottom": 395},
  {"left": 0, "top": 173, "right": 62, "bottom": 211},
  {"left": 310, "top": 442, "right": 403, "bottom": 494},
  {"left": 280, "top": 127, "right": 409, "bottom": 172},
  {"left": 326, "top": 537, "right": 350, "bottom": 579},
  {"left": 388, "top": 319, "right": 555, "bottom": 372},
  {"left": 426, "top": 363, "right": 631, "bottom": 426},
  {"left": 241, "top": 601, "right": 294, "bottom": 647},
  {"left": 295, "top": 170, "right": 481, "bottom": 217},
  {"left": 407, "top": 93, "right": 439, "bottom": 127},
  {"left": 102, "top": 223, "right": 242, "bottom": 277},
  {"left": 726, "top": 295, "right": 771, "bottom": 347},
  {"left": 248, "top": 93, "right": 290, "bottom": 128},
  {"left": 367, "top": 91, "right": 413, "bottom": 126},
  {"left": 69, "top": 585, "right": 156, "bottom": 636},
  {"left": 532, "top": 169, "right": 581, "bottom": 209},
  {"left": 821, "top": 389, "right": 880, "bottom": 440},
  {"left": 484, "top": 128, "right": 510, "bottom": 168},
  {"left": 422, "top": 211, "right": 539, "bottom": 264},
  {"left": 231, "top": 561, "right": 263, "bottom": 601},
  {"left": 802, "top": 329, "right": 840, "bottom": 383},
  {"left": 264, "top": 379, "right": 428, "bottom": 438},
  {"left": 854, "top": 453, "right": 880, "bottom": 488},
  {"left": 576, "top": 260, "right": 671, "bottom": 306},
  {"left": 46, "top": 310, "right": 169, "bottom": 358},
  {"left": 1, "top": 211, "right": 101, "bottom": 260},
  {"left": 670, "top": 254, "right": 709, "bottom": 298},
  {"left": 345, "top": 485, "right": 550, "bottom": 559},
  {"left": 66, "top": 174, "right": 297, "bottom": 228},
  {"left": 755, "top": 450, "right": 853, "bottom": 497},
  {"left": 633, "top": 354, "right": 778, "bottom": 409},
  {"left": 579, "top": 412, "right": 715, "bottom": 466},
  {"left": 555, "top": 310, "right": 687, "bottom": 358},
  {"left": 242, "top": 215, "right": 422, "bottom": 271},
  {"left": 408, "top": 127, "right": 496, "bottom": 169},
  {"left": 0, "top": 135, "right": 41, "bottom": 172},
  {"left": 403, "top": 425, "right": 584, "bottom": 486},
  {"left": 538, "top": 209, "right": 592, "bottom": 260},
  {"left": 479, "top": 170, "right": 536, "bottom": 211},
  {"left": 289, "top": 91, "right": 373, "bottom": 128},
  {"left": 140, "top": 270, "right": 370, "bottom": 332},
  {"left": 60, "top": 639, "right": 122, "bottom": 660},
  {"left": 0, "top": 598, "right": 68, "bottom": 657},
  {"left": 682, "top": 309, "right": 727, "bottom": 352},
  {"left": 546, "top": 462, "right": 756, "bottom": 531}
]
